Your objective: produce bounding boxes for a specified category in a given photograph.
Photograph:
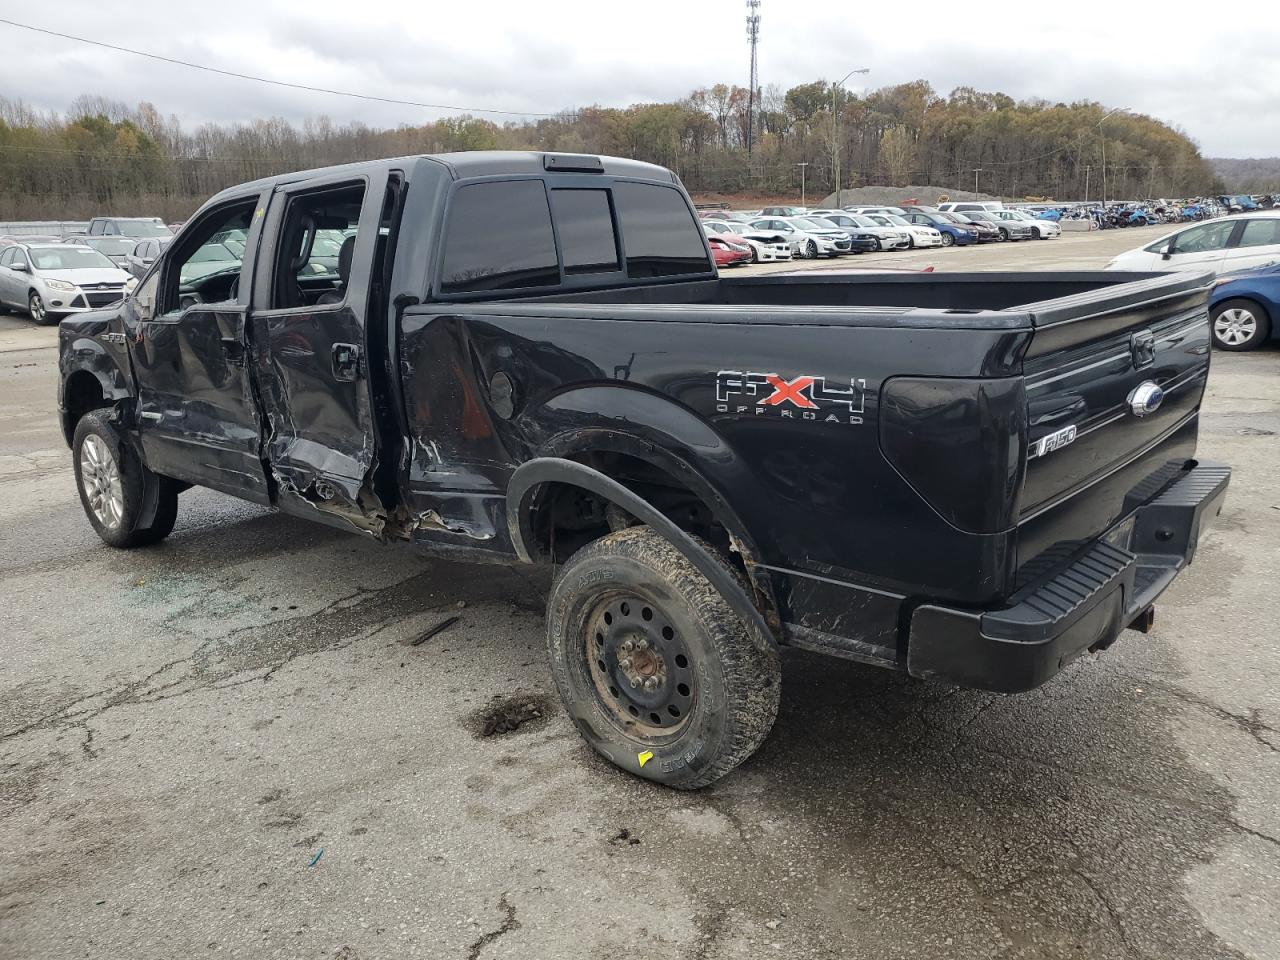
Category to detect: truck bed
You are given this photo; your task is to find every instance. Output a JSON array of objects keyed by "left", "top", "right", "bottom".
[{"left": 411, "top": 268, "right": 1214, "bottom": 646}]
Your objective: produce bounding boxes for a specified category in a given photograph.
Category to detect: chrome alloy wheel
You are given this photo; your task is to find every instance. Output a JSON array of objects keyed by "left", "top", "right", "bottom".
[
  {"left": 1214, "top": 307, "right": 1258, "bottom": 346},
  {"left": 80, "top": 434, "right": 124, "bottom": 528}
]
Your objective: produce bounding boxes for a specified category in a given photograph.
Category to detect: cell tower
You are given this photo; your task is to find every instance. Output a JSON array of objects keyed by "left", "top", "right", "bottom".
[{"left": 746, "top": 0, "right": 760, "bottom": 157}]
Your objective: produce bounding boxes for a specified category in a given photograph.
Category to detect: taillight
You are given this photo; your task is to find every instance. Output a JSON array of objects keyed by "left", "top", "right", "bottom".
[{"left": 879, "top": 377, "right": 1028, "bottom": 533}]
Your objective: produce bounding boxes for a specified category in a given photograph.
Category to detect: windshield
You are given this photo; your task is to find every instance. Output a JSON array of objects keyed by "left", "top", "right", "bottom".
[
  {"left": 29, "top": 247, "right": 116, "bottom": 270},
  {"left": 211, "top": 229, "right": 246, "bottom": 257},
  {"left": 882, "top": 215, "right": 911, "bottom": 227},
  {"left": 86, "top": 238, "right": 136, "bottom": 255},
  {"left": 312, "top": 235, "right": 343, "bottom": 257},
  {"left": 188, "top": 242, "right": 237, "bottom": 263},
  {"left": 796, "top": 218, "right": 836, "bottom": 230},
  {"left": 117, "top": 221, "right": 173, "bottom": 238},
  {"left": 935, "top": 212, "right": 963, "bottom": 224}
]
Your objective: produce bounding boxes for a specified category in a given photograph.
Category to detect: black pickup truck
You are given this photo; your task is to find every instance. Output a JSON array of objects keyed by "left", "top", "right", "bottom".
[{"left": 58, "top": 152, "right": 1229, "bottom": 788}]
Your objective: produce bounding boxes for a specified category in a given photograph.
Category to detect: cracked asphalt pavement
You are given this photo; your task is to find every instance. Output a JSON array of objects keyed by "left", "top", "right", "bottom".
[{"left": 2, "top": 239, "right": 1280, "bottom": 959}]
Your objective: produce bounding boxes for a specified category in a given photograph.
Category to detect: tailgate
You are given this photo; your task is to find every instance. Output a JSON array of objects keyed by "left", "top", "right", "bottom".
[{"left": 1016, "top": 272, "right": 1214, "bottom": 576}]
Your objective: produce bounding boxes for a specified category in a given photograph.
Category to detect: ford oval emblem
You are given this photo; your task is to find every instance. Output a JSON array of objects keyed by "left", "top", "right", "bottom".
[{"left": 1128, "top": 381, "right": 1164, "bottom": 417}]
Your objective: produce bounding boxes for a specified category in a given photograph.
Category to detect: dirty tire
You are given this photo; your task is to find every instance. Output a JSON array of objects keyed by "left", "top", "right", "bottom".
[
  {"left": 72, "top": 410, "right": 179, "bottom": 548},
  {"left": 546, "top": 526, "right": 780, "bottom": 789}
]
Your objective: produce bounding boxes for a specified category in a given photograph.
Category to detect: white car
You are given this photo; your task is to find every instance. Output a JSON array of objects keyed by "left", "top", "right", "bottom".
[
  {"left": 749, "top": 217, "right": 853, "bottom": 258},
  {"left": 810, "top": 212, "right": 911, "bottom": 250},
  {"left": 865, "top": 213, "right": 943, "bottom": 248},
  {"left": 703, "top": 221, "right": 792, "bottom": 262},
  {"left": 0, "top": 243, "right": 135, "bottom": 325},
  {"left": 843, "top": 206, "right": 906, "bottom": 217},
  {"left": 1105, "top": 213, "right": 1280, "bottom": 275},
  {"left": 991, "top": 209, "right": 1061, "bottom": 239},
  {"left": 937, "top": 201, "right": 1005, "bottom": 214}
]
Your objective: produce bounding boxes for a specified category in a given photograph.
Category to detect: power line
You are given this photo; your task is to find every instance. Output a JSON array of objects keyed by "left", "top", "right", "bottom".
[{"left": 0, "top": 17, "right": 560, "bottom": 119}]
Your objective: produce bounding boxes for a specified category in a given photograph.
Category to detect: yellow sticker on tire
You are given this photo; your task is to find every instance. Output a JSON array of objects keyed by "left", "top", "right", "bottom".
[{"left": 637, "top": 750, "right": 654, "bottom": 768}]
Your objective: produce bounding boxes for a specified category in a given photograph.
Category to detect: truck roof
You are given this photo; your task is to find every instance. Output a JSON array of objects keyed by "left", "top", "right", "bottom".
[{"left": 205, "top": 152, "right": 679, "bottom": 206}]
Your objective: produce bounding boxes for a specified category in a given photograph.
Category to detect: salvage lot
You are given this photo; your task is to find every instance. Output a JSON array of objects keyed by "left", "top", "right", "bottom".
[{"left": 2, "top": 228, "right": 1279, "bottom": 960}]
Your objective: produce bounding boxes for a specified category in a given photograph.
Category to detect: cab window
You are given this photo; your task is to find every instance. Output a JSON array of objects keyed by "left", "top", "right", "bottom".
[
  {"left": 613, "top": 182, "right": 710, "bottom": 278},
  {"left": 271, "top": 182, "right": 366, "bottom": 309},
  {"left": 440, "top": 180, "right": 559, "bottom": 295},
  {"left": 550, "top": 189, "right": 619, "bottom": 276},
  {"left": 160, "top": 200, "right": 256, "bottom": 316}
]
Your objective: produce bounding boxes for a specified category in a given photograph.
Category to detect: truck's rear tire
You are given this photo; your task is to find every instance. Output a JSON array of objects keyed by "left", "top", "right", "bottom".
[
  {"left": 546, "top": 526, "right": 780, "bottom": 789},
  {"left": 73, "top": 411, "right": 179, "bottom": 548}
]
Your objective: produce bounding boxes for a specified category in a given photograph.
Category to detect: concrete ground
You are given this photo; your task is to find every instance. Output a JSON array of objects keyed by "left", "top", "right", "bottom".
[{"left": 2, "top": 229, "right": 1278, "bottom": 960}]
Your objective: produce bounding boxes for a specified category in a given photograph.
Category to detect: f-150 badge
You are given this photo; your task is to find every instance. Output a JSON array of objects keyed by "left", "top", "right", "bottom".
[
  {"left": 1030, "top": 424, "right": 1077, "bottom": 459},
  {"left": 716, "top": 370, "right": 866, "bottom": 424}
]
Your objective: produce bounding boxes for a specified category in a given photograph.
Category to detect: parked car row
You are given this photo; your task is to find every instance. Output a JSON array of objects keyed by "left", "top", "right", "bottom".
[
  {"left": 700, "top": 202, "right": 1063, "bottom": 254},
  {"left": 0, "top": 217, "right": 174, "bottom": 324}
]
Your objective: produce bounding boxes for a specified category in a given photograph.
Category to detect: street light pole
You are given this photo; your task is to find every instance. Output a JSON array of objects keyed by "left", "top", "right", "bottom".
[
  {"left": 796, "top": 162, "right": 810, "bottom": 206},
  {"left": 1097, "top": 106, "right": 1128, "bottom": 208},
  {"left": 972, "top": 167, "right": 983, "bottom": 195},
  {"left": 831, "top": 67, "right": 869, "bottom": 206}
]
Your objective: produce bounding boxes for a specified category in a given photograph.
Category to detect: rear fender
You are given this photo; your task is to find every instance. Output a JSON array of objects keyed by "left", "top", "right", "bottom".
[{"left": 529, "top": 384, "right": 779, "bottom": 566}]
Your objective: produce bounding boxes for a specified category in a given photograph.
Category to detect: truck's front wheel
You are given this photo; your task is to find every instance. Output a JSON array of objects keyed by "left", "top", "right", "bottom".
[
  {"left": 73, "top": 411, "right": 179, "bottom": 548},
  {"left": 546, "top": 527, "right": 780, "bottom": 789}
]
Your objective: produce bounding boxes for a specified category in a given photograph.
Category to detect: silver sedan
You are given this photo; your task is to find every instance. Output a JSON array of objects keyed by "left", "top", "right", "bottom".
[{"left": 0, "top": 243, "right": 135, "bottom": 325}]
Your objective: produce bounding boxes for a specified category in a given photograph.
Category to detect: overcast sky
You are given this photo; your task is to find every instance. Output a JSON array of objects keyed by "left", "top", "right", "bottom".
[{"left": 1, "top": 2, "right": 1276, "bottom": 157}]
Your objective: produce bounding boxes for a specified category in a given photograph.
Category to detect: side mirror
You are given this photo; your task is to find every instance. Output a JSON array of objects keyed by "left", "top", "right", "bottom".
[
  {"left": 1161, "top": 241, "right": 1174, "bottom": 260},
  {"left": 11, "top": 261, "right": 28, "bottom": 272}
]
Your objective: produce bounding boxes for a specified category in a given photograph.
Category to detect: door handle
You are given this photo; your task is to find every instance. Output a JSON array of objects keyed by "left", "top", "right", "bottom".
[
  {"left": 332, "top": 342, "right": 361, "bottom": 381},
  {"left": 221, "top": 338, "right": 245, "bottom": 366}
]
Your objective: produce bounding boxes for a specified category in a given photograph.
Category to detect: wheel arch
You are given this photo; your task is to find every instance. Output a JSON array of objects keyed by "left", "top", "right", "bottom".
[
  {"left": 59, "top": 339, "right": 132, "bottom": 446},
  {"left": 1211, "top": 293, "right": 1273, "bottom": 322},
  {"left": 507, "top": 456, "right": 778, "bottom": 654}
]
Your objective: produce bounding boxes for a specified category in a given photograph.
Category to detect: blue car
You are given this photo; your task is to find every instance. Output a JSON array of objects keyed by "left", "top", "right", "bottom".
[
  {"left": 1209, "top": 261, "right": 1280, "bottom": 350},
  {"left": 899, "top": 209, "right": 980, "bottom": 246}
]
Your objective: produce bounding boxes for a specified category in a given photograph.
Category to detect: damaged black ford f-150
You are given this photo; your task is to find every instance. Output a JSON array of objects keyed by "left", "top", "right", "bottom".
[{"left": 58, "top": 152, "right": 1230, "bottom": 787}]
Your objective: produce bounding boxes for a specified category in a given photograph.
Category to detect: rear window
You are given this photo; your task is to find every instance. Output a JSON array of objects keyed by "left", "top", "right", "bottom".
[
  {"left": 1237, "top": 218, "right": 1280, "bottom": 248},
  {"left": 550, "top": 189, "right": 619, "bottom": 275},
  {"left": 612, "top": 182, "right": 710, "bottom": 278},
  {"left": 440, "top": 180, "right": 559, "bottom": 294}
]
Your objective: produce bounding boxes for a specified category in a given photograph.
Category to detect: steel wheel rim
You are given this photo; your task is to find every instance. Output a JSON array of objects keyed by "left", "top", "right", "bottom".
[
  {"left": 1215, "top": 308, "right": 1257, "bottom": 345},
  {"left": 29, "top": 294, "right": 45, "bottom": 322},
  {"left": 80, "top": 434, "right": 123, "bottom": 528},
  {"left": 585, "top": 591, "right": 696, "bottom": 740}
]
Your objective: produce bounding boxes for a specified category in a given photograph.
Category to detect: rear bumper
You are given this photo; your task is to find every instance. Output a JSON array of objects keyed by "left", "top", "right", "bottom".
[{"left": 906, "top": 461, "right": 1230, "bottom": 693}]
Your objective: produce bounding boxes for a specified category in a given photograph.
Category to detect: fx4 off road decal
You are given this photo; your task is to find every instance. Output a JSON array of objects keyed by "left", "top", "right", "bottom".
[{"left": 715, "top": 370, "right": 866, "bottom": 424}]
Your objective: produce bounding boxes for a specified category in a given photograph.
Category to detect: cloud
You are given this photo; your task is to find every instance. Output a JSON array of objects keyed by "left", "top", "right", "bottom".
[{"left": 0, "top": 0, "right": 1275, "bottom": 156}]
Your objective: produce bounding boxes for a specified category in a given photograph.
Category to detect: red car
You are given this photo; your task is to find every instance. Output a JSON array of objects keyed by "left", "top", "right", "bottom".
[{"left": 707, "top": 235, "right": 752, "bottom": 268}]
